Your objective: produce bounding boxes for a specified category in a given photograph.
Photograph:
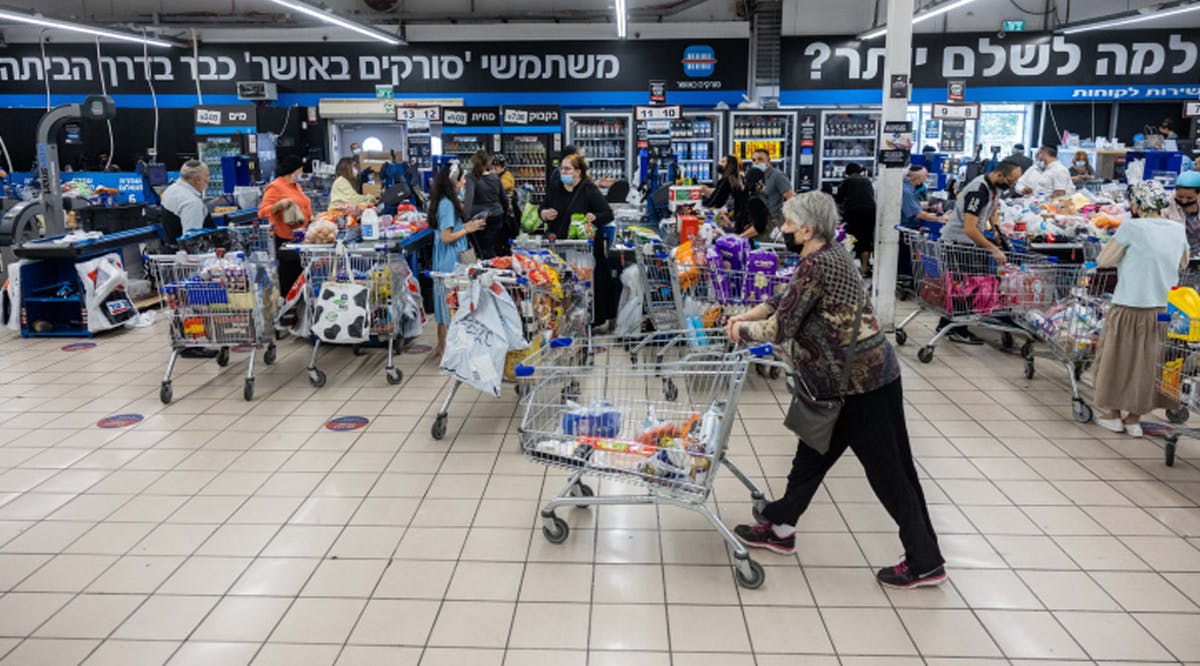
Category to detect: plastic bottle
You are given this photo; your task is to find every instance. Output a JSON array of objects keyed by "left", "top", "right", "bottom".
[{"left": 361, "top": 208, "right": 380, "bottom": 241}]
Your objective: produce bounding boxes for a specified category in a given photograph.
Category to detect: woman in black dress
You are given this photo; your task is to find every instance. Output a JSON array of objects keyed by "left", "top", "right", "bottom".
[
  {"left": 834, "top": 162, "right": 877, "bottom": 276},
  {"left": 702, "top": 154, "right": 764, "bottom": 239}
]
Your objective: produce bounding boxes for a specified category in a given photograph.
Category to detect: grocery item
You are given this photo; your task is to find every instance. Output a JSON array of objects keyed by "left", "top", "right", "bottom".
[
  {"left": 561, "top": 400, "right": 622, "bottom": 438},
  {"left": 305, "top": 219, "right": 338, "bottom": 244},
  {"left": 1167, "top": 286, "right": 1200, "bottom": 341},
  {"left": 742, "top": 249, "right": 779, "bottom": 302}
]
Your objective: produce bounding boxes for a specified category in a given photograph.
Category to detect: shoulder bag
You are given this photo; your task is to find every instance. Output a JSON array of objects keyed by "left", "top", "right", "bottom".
[
  {"left": 782, "top": 290, "right": 867, "bottom": 455},
  {"left": 311, "top": 243, "right": 371, "bottom": 344}
]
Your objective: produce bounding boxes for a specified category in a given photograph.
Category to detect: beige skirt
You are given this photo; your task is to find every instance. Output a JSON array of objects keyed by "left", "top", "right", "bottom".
[{"left": 1093, "top": 304, "right": 1173, "bottom": 415}]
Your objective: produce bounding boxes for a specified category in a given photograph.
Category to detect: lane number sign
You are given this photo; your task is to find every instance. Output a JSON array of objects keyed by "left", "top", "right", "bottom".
[
  {"left": 635, "top": 105, "right": 682, "bottom": 121},
  {"left": 931, "top": 103, "right": 981, "bottom": 120},
  {"left": 395, "top": 106, "right": 441, "bottom": 122}
]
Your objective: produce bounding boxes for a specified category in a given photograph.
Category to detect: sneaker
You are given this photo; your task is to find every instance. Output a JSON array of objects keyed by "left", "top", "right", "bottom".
[
  {"left": 1125, "top": 423, "right": 1143, "bottom": 438},
  {"left": 733, "top": 523, "right": 796, "bottom": 555},
  {"left": 946, "top": 329, "right": 984, "bottom": 346},
  {"left": 1094, "top": 417, "right": 1124, "bottom": 434},
  {"left": 876, "top": 560, "right": 947, "bottom": 589}
]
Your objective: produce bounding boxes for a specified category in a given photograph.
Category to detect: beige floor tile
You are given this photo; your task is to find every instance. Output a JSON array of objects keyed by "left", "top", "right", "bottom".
[
  {"left": 805, "top": 567, "right": 890, "bottom": 607},
  {"left": 16, "top": 553, "right": 116, "bottom": 592},
  {"left": 158, "top": 556, "right": 252, "bottom": 595},
  {"left": 334, "top": 646, "right": 421, "bottom": 666},
  {"left": 897, "top": 608, "right": 1002, "bottom": 658},
  {"left": 1054, "top": 536, "right": 1150, "bottom": 570},
  {"left": 373, "top": 560, "right": 456, "bottom": 599},
  {"left": 301, "top": 559, "right": 387, "bottom": 598},
  {"left": 988, "top": 535, "right": 1077, "bottom": 569},
  {"left": 445, "top": 560, "right": 524, "bottom": 601},
  {"left": 0, "top": 638, "right": 99, "bottom": 666},
  {"left": 586, "top": 651, "right": 671, "bottom": 666},
  {"left": 427, "top": 600, "right": 514, "bottom": 648},
  {"left": 507, "top": 602, "right": 590, "bottom": 649},
  {"left": 191, "top": 596, "right": 291, "bottom": 642},
  {"left": 666, "top": 604, "right": 751, "bottom": 652},
  {"left": 1055, "top": 610, "right": 1174, "bottom": 661},
  {"left": 33, "top": 593, "right": 144, "bottom": 639},
  {"left": 1132, "top": 612, "right": 1200, "bottom": 661},
  {"left": 250, "top": 643, "right": 340, "bottom": 666},
  {"left": 346, "top": 599, "right": 439, "bottom": 646},
  {"left": 502, "top": 650, "right": 586, "bottom": 666},
  {"left": 229, "top": 557, "right": 320, "bottom": 597},
  {"left": 589, "top": 604, "right": 669, "bottom": 651},
  {"left": 166, "top": 641, "right": 258, "bottom": 666},
  {"left": 418, "top": 647, "right": 504, "bottom": 666},
  {"left": 662, "top": 564, "right": 740, "bottom": 605},
  {"left": 113, "top": 595, "right": 220, "bottom": 640},
  {"left": 743, "top": 606, "right": 832, "bottom": 654},
  {"left": 518, "top": 562, "right": 592, "bottom": 602},
  {"left": 80, "top": 639, "right": 180, "bottom": 666},
  {"left": 1017, "top": 570, "right": 1120, "bottom": 611},
  {"left": 591, "top": 564, "right": 664, "bottom": 604},
  {"left": 270, "top": 597, "right": 366, "bottom": 644},
  {"left": 1120, "top": 536, "right": 1200, "bottom": 571},
  {"left": 975, "top": 610, "right": 1085, "bottom": 660},
  {"left": 1091, "top": 571, "right": 1199, "bottom": 612},
  {"left": 821, "top": 607, "right": 916, "bottom": 656},
  {"left": 88, "top": 556, "right": 184, "bottom": 593},
  {"left": 951, "top": 569, "right": 1042, "bottom": 609}
]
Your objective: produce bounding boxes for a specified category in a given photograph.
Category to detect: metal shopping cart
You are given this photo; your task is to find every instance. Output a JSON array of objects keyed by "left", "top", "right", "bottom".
[
  {"left": 517, "top": 331, "right": 777, "bottom": 588},
  {"left": 178, "top": 223, "right": 277, "bottom": 258},
  {"left": 895, "top": 226, "right": 1050, "bottom": 363},
  {"left": 634, "top": 242, "right": 682, "bottom": 333},
  {"left": 669, "top": 241, "right": 797, "bottom": 378},
  {"left": 297, "top": 243, "right": 415, "bottom": 388},
  {"left": 145, "top": 249, "right": 279, "bottom": 404},
  {"left": 1153, "top": 301, "right": 1200, "bottom": 467}
]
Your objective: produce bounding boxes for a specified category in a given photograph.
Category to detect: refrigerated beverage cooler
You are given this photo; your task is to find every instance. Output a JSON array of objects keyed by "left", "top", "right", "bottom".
[
  {"left": 729, "top": 111, "right": 798, "bottom": 180},
  {"left": 441, "top": 132, "right": 498, "bottom": 164},
  {"left": 564, "top": 112, "right": 633, "bottom": 184},
  {"left": 501, "top": 134, "right": 556, "bottom": 204},
  {"left": 661, "top": 112, "right": 724, "bottom": 184},
  {"left": 819, "top": 110, "right": 881, "bottom": 193}
]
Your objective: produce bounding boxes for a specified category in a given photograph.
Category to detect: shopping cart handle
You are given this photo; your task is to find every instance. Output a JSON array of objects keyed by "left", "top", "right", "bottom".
[
  {"left": 748, "top": 343, "right": 774, "bottom": 358},
  {"left": 514, "top": 364, "right": 535, "bottom": 378}
]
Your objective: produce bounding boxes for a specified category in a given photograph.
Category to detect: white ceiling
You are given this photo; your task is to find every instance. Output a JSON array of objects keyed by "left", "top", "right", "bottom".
[{"left": 3, "top": 0, "right": 1199, "bottom": 41}]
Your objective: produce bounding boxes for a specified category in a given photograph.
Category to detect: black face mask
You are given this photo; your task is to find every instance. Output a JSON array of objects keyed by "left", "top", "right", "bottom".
[
  {"left": 1177, "top": 198, "right": 1198, "bottom": 209},
  {"left": 996, "top": 180, "right": 1012, "bottom": 191},
  {"left": 784, "top": 232, "right": 804, "bottom": 253}
]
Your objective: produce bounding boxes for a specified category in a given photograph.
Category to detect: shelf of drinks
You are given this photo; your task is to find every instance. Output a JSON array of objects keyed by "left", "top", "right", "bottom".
[
  {"left": 574, "top": 136, "right": 627, "bottom": 141},
  {"left": 586, "top": 157, "right": 626, "bottom": 161},
  {"left": 733, "top": 136, "right": 787, "bottom": 141},
  {"left": 824, "top": 156, "right": 876, "bottom": 161},
  {"left": 823, "top": 135, "right": 877, "bottom": 141}
]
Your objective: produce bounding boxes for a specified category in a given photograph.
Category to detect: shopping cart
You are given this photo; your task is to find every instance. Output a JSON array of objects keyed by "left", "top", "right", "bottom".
[
  {"left": 670, "top": 241, "right": 797, "bottom": 378},
  {"left": 894, "top": 227, "right": 1050, "bottom": 363},
  {"left": 1012, "top": 258, "right": 1115, "bottom": 423},
  {"left": 145, "top": 249, "right": 279, "bottom": 404},
  {"left": 1154, "top": 301, "right": 1200, "bottom": 467},
  {"left": 297, "top": 243, "right": 414, "bottom": 388},
  {"left": 510, "top": 238, "right": 595, "bottom": 340},
  {"left": 517, "top": 331, "right": 777, "bottom": 588},
  {"left": 635, "top": 242, "right": 681, "bottom": 333},
  {"left": 178, "top": 222, "right": 277, "bottom": 258}
]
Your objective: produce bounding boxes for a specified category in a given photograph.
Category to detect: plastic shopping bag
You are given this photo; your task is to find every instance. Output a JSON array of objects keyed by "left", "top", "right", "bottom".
[
  {"left": 615, "top": 264, "right": 645, "bottom": 337},
  {"left": 311, "top": 244, "right": 370, "bottom": 343},
  {"left": 441, "top": 277, "right": 529, "bottom": 397},
  {"left": 75, "top": 253, "right": 138, "bottom": 333},
  {"left": 521, "top": 202, "right": 543, "bottom": 234}
]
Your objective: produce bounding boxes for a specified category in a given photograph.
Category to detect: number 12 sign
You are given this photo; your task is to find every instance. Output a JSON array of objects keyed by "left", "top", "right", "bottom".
[{"left": 931, "top": 103, "right": 981, "bottom": 120}]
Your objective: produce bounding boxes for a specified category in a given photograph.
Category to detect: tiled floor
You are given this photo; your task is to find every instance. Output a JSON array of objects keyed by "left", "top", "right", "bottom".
[{"left": 1, "top": 304, "right": 1199, "bottom": 666}]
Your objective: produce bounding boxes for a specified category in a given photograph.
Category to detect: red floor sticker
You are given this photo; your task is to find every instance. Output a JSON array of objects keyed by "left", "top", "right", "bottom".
[
  {"left": 326, "top": 416, "right": 370, "bottom": 431},
  {"left": 97, "top": 414, "right": 143, "bottom": 428},
  {"left": 61, "top": 342, "right": 96, "bottom": 352}
]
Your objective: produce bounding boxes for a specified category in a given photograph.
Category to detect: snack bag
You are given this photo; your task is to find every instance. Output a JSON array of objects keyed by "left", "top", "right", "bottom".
[
  {"left": 742, "top": 249, "right": 779, "bottom": 303},
  {"left": 715, "top": 234, "right": 749, "bottom": 273},
  {"left": 569, "top": 214, "right": 593, "bottom": 240}
]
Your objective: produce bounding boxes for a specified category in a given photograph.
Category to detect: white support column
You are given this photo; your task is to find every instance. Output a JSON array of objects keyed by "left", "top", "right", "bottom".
[{"left": 871, "top": 0, "right": 915, "bottom": 330}]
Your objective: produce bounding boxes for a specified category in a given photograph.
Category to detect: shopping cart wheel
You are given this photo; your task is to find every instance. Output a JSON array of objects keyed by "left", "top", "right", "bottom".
[
  {"left": 243, "top": 378, "right": 255, "bottom": 401},
  {"left": 1024, "top": 359, "right": 1035, "bottom": 380},
  {"left": 768, "top": 366, "right": 781, "bottom": 380},
  {"left": 755, "top": 365, "right": 766, "bottom": 377},
  {"left": 1072, "top": 399, "right": 1092, "bottom": 424},
  {"left": 386, "top": 367, "right": 403, "bottom": 385},
  {"left": 663, "top": 379, "right": 679, "bottom": 402},
  {"left": 1167, "top": 407, "right": 1190, "bottom": 424},
  {"left": 1166, "top": 436, "right": 1178, "bottom": 467},
  {"left": 1001, "top": 332, "right": 1014, "bottom": 349},
  {"left": 1020, "top": 340, "right": 1035, "bottom": 360},
  {"left": 308, "top": 368, "right": 327, "bottom": 388},
  {"left": 542, "top": 514, "right": 570, "bottom": 544},
  {"left": 894, "top": 329, "right": 907, "bottom": 346},
  {"left": 917, "top": 346, "right": 934, "bottom": 364},
  {"left": 264, "top": 345, "right": 277, "bottom": 366},
  {"left": 734, "top": 558, "right": 765, "bottom": 589},
  {"left": 217, "top": 347, "right": 230, "bottom": 367},
  {"left": 431, "top": 414, "right": 448, "bottom": 440},
  {"left": 159, "top": 381, "right": 173, "bottom": 405},
  {"left": 573, "top": 483, "right": 594, "bottom": 509},
  {"left": 353, "top": 345, "right": 365, "bottom": 357}
]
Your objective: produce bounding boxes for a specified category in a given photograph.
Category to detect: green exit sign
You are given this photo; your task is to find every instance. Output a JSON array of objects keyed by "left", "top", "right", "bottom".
[{"left": 1003, "top": 20, "right": 1026, "bottom": 32}]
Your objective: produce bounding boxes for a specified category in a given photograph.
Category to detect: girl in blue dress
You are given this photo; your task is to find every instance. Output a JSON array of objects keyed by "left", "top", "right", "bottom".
[{"left": 431, "top": 160, "right": 486, "bottom": 357}]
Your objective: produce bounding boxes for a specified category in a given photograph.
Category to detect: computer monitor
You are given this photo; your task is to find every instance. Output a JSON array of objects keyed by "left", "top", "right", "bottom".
[{"left": 146, "top": 163, "right": 168, "bottom": 187}]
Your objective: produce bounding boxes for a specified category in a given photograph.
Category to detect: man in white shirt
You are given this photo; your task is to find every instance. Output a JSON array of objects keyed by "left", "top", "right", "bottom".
[
  {"left": 1016, "top": 145, "right": 1072, "bottom": 198},
  {"left": 160, "top": 160, "right": 211, "bottom": 239}
]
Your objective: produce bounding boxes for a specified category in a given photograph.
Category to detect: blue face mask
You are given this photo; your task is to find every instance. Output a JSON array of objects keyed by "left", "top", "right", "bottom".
[
  {"left": 561, "top": 173, "right": 575, "bottom": 186},
  {"left": 753, "top": 163, "right": 768, "bottom": 172},
  {"left": 457, "top": 188, "right": 465, "bottom": 202},
  {"left": 1074, "top": 161, "right": 1086, "bottom": 167},
  {"left": 915, "top": 185, "right": 927, "bottom": 195}
]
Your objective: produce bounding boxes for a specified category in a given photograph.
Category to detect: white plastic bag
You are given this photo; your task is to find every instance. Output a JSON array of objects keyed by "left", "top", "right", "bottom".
[
  {"left": 615, "top": 264, "right": 644, "bottom": 337},
  {"left": 75, "top": 253, "right": 137, "bottom": 333},
  {"left": 440, "top": 276, "right": 529, "bottom": 397}
]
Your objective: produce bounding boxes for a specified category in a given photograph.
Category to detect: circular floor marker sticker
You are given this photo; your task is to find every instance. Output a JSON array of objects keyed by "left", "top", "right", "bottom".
[
  {"left": 97, "top": 413, "right": 143, "bottom": 428},
  {"left": 61, "top": 342, "right": 96, "bottom": 352},
  {"left": 326, "top": 416, "right": 370, "bottom": 431},
  {"left": 404, "top": 344, "right": 433, "bottom": 354}
]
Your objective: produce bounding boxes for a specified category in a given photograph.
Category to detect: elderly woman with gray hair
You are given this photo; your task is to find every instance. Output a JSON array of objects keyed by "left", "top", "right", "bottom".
[
  {"left": 724, "top": 191, "right": 945, "bottom": 589},
  {"left": 1093, "top": 180, "right": 1189, "bottom": 437}
]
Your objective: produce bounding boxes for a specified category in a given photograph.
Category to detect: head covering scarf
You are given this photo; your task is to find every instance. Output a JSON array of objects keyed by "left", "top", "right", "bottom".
[{"left": 1127, "top": 180, "right": 1171, "bottom": 213}]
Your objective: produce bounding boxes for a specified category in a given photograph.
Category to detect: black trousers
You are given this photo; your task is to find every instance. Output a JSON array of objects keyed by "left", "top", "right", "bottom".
[
  {"left": 275, "top": 236, "right": 303, "bottom": 298},
  {"left": 762, "top": 378, "right": 944, "bottom": 574}
]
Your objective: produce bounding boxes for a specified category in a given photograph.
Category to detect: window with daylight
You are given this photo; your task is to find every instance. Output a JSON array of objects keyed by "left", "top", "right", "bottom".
[{"left": 362, "top": 136, "right": 384, "bottom": 153}]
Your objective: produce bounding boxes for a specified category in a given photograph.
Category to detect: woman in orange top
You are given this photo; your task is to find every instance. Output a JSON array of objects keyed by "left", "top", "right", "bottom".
[{"left": 258, "top": 155, "right": 311, "bottom": 295}]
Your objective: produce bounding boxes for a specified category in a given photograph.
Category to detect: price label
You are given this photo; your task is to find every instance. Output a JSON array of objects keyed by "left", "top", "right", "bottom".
[
  {"left": 395, "top": 105, "right": 440, "bottom": 121},
  {"left": 735, "top": 140, "right": 782, "bottom": 160},
  {"left": 635, "top": 105, "right": 682, "bottom": 121},
  {"left": 931, "top": 103, "right": 980, "bottom": 120},
  {"left": 1185, "top": 101, "right": 1200, "bottom": 118}
]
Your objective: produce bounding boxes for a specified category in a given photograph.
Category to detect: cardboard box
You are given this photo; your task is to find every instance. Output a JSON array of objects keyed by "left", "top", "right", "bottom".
[{"left": 362, "top": 183, "right": 382, "bottom": 198}]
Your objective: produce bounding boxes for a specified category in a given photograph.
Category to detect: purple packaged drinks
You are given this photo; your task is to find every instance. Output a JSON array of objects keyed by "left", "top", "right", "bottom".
[
  {"left": 706, "top": 247, "right": 731, "bottom": 304},
  {"left": 714, "top": 235, "right": 749, "bottom": 301}
]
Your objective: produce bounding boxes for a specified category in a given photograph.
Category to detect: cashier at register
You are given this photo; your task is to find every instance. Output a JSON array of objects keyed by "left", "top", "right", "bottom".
[
  {"left": 901, "top": 166, "right": 943, "bottom": 228},
  {"left": 160, "top": 159, "right": 212, "bottom": 237},
  {"left": 1015, "top": 145, "right": 1072, "bottom": 198}
]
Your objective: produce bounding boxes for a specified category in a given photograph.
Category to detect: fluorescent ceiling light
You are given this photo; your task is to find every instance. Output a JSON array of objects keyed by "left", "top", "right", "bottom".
[
  {"left": 1059, "top": 2, "right": 1200, "bottom": 34},
  {"left": 0, "top": 8, "right": 176, "bottom": 47},
  {"left": 615, "top": 0, "right": 627, "bottom": 39},
  {"left": 858, "top": 0, "right": 980, "bottom": 40},
  {"left": 262, "top": 0, "right": 404, "bottom": 45}
]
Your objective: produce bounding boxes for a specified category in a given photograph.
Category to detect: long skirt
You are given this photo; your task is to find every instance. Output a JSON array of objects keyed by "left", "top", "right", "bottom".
[{"left": 1093, "top": 304, "right": 1172, "bottom": 415}]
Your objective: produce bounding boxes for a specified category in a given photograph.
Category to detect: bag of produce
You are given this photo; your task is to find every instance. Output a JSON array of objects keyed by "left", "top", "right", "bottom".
[{"left": 304, "top": 219, "right": 338, "bottom": 244}]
